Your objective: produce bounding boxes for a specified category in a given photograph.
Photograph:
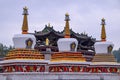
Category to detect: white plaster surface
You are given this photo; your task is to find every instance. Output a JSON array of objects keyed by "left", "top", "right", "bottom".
[
  {"left": 0, "top": 72, "right": 120, "bottom": 80},
  {"left": 13, "top": 34, "right": 36, "bottom": 49},
  {"left": 91, "top": 62, "right": 120, "bottom": 65},
  {"left": 57, "top": 38, "right": 78, "bottom": 52},
  {"left": 94, "top": 41, "right": 114, "bottom": 54},
  {"left": 0, "top": 59, "right": 49, "bottom": 64}
]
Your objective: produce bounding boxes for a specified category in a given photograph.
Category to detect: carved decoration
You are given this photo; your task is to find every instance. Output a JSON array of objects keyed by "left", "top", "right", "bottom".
[{"left": 25, "top": 38, "right": 33, "bottom": 49}]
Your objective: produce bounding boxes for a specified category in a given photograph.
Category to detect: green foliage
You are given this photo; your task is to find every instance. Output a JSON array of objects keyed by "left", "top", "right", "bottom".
[
  {"left": 0, "top": 43, "right": 13, "bottom": 58},
  {"left": 113, "top": 48, "right": 120, "bottom": 63}
]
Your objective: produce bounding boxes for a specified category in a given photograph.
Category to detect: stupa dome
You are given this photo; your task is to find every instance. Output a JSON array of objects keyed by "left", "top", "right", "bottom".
[
  {"left": 57, "top": 38, "right": 78, "bottom": 52},
  {"left": 13, "top": 34, "right": 36, "bottom": 49},
  {"left": 94, "top": 41, "right": 114, "bottom": 54}
]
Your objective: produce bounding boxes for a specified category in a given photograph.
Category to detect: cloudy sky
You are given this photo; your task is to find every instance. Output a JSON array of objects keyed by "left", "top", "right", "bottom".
[{"left": 0, "top": 0, "right": 120, "bottom": 50}]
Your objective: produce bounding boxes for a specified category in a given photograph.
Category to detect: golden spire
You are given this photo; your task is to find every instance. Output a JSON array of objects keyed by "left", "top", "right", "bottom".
[
  {"left": 101, "top": 18, "right": 106, "bottom": 41},
  {"left": 22, "top": 6, "right": 29, "bottom": 34},
  {"left": 64, "top": 13, "right": 70, "bottom": 38}
]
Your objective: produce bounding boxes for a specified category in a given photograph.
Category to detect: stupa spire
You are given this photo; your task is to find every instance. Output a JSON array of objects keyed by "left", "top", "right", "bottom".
[
  {"left": 64, "top": 13, "right": 70, "bottom": 38},
  {"left": 22, "top": 6, "right": 29, "bottom": 34},
  {"left": 101, "top": 18, "right": 106, "bottom": 41}
]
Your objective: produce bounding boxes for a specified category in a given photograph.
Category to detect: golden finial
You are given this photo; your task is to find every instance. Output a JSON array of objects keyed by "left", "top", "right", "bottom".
[
  {"left": 22, "top": 6, "right": 29, "bottom": 34},
  {"left": 23, "top": 6, "right": 28, "bottom": 10},
  {"left": 23, "top": 6, "right": 28, "bottom": 15},
  {"left": 64, "top": 13, "right": 70, "bottom": 38},
  {"left": 65, "top": 12, "right": 69, "bottom": 16},
  {"left": 46, "top": 38, "right": 49, "bottom": 46},
  {"left": 48, "top": 23, "right": 51, "bottom": 27},
  {"left": 101, "top": 18, "right": 106, "bottom": 41},
  {"left": 102, "top": 18, "right": 105, "bottom": 21}
]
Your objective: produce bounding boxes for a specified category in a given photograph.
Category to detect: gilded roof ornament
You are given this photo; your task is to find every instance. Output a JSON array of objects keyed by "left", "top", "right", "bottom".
[
  {"left": 23, "top": 6, "right": 28, "bottom": 15},
  {"left": 64, "top": 13, "right": 70, "bottom": 38},
  {"left": 48, "top": 23, "right": 51, "bottom": 27},
  {"left": 65, "top": 12, "right": 69, "bottom": 16},
  {"left": 101, "top": 18, "right": 106, "bottom": 41},
  {"left": 65, "top": 12, "right": 70, "bottom": 21},
  {"left": 24, "top": 6, "right": 28, "bottom": 10},
  {"left": 46, "top": 38, "right": 49, "bottom": 46},
  {"left": 101, "top": 18, "right": 105, "bottom": 25}
]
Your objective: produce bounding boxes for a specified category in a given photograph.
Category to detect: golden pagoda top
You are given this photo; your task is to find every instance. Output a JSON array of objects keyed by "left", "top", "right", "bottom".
[
  {"left": 64, "top": 13, "right": 70, "bottom": 38},
  {"left": 22, "top": 6, "right": 29, "bottom": 34},
  {"left": 101, "top": 18, "right": 106, "bottom": 41}
]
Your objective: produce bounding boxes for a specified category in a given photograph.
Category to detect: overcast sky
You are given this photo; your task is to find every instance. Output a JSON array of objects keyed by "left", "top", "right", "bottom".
[{"left": 0, "top": 0, "right": 120, "bottom": 50}]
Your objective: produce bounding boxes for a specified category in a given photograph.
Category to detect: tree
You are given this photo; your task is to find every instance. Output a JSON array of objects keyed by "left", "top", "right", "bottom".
[
  {"left": 113, "top": 48, "right": 120, "bottom": 63},
  {"left": 0, "top": 43, "right": 13, "bottom": 58}
]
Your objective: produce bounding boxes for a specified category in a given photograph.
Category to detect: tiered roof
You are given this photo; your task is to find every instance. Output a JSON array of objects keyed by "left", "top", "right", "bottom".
[
  {"left": 51, "top": 52, "right": 86, "bottom": 62},
  {"left": 92, "top": 54, "right": 116, "bottom": 62},
  {"left": 5, "top": 49, "right": 44, "bottom": 60}
]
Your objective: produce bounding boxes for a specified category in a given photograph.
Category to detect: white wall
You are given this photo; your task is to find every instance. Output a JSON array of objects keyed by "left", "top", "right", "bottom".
[{"left": 0, "top": 72, "right": 120, "bottom": 80}]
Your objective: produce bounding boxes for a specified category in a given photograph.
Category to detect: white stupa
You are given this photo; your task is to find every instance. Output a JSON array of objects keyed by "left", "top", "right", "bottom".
[
  {"left": 13, "top": 7, "right": 36, "bottom": 49},
  {"left": 94, "top": 18, "right": 114, "bottom": 54},
  {"left": 57, "top": 13, "right": 78, "bottom": 52}
]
